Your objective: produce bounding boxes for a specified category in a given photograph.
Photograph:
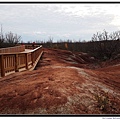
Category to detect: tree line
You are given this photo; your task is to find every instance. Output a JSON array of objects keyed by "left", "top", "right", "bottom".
[
  {"left": 34, "top": 30, "right": 120, "bottom": 61},
  {"left": 0, "top": 26, "right": 120, "bottom": 61}
]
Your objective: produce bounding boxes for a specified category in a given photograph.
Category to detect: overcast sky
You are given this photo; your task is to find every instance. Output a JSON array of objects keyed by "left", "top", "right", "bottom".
[{"left": 0, "top": 3, "right": 120, "bottom": 42}]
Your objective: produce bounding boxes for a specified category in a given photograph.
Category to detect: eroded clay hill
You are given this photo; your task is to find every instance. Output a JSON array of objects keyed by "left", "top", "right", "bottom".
[{"left": 0, "top": 48, "right": 120, "bottom": 114}]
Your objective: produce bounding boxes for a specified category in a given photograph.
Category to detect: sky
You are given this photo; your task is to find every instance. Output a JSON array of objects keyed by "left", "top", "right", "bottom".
[{"left": 0, "top": 3, "right": 120, "bottom": 43}]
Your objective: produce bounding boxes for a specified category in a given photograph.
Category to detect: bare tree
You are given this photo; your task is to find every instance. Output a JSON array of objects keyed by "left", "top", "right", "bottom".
[
  {"left": 0, "top": 25, "right": 5, "bottom": 47},
  {"left": 5, "top": 31, "right": 21, "bottom": 45},
  {"left": 91, "top": 30, "right": 120, "bottom": 60},
  {"left": 109, "top": 31, "right": 120, "bottom": 40},
  {"left": 92, "top": 30, "right": 120, "bottom": 41},
  {"left": 92, "top": 30, "right": 109, "bottom": 41},
  {"left": 0, "top": 25, "right": 21, "bottom": 48}
]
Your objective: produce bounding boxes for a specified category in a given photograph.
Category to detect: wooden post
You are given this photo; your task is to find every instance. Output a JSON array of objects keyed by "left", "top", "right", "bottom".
[
  {"left": 0, "top": 55, "right": 5, "bottom": 77},
  {"left": 25, "top": 53, "right": 28, "bottom": 70},
  {"left": 15, "top": 54, "right": 19, "bottom": 72},
  {"left": 31, "top": 52, "right": 34, "bottom": 66}
]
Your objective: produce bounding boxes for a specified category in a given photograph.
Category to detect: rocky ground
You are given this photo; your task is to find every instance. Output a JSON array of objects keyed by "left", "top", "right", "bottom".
[{"left": 0, "top": 48, "right": 120, "bottom": 114}]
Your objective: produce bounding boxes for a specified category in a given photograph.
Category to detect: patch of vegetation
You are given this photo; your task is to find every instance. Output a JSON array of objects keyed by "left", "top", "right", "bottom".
[
  {"left": 94, "top": 90, "right": 120, "bottom": 114},
  {"left": 94, "top": 91, "right": 109, "bottom": 111}
]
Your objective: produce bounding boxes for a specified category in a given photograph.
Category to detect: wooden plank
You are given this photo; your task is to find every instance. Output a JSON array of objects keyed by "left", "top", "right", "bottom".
[
  {"left": 5, "top": 66, "right": 15, "bottom": 71},
  {"left": 15, "top": 54, "right": 19, "bottom": 72},
  {"left": 0, "top": 55, "right": 5, "bottom": 77},
  {"left": 25, "top": 53, "right": 28, "bottom": 70},
  {"left": 18, "top": 64, "right": 26, "bottom": 69},
  {"left": 28, "top": 61, "right": 32, "bottom": 65}
]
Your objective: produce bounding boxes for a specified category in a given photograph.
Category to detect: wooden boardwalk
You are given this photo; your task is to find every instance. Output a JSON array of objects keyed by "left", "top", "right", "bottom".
[{"left": 0, "top": 45, "right": 43, "bottom": 78}]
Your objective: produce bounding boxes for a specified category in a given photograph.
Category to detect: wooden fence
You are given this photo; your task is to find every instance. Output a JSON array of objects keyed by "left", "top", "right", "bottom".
[
  {"left": 0, "top": 45, "right": 25, "bottom": 53},
  {"left": 0, "top": 45, "right": 43, "bottom": 77}
]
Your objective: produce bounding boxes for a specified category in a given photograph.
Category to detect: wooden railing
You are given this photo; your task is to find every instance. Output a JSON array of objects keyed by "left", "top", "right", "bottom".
[
  {"left": 0, "top": 45, "right": 25, "bottom": 53},
  {"left": 0, "top": 45, "right": 43, "bottom": 77}
]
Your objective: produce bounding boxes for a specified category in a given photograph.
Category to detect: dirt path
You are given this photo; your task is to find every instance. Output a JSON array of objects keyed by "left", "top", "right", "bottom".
[{"left": 0, "top": 48, "right": 120, "bottom": 114}]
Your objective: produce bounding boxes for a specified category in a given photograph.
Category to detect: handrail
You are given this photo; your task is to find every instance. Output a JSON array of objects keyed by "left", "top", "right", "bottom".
[
  {"left": 0, "top": 45, "right": 43, "bottom": 77},
  {"left": 0, "top": 45, "right": 25, "bottom": 53},
  {"left": 0, "top": 45, "right": 42, "bottom": 55}
]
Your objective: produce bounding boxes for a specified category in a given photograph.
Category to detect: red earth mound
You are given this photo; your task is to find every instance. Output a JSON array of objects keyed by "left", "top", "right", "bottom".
[{"left": 0, "top": 48, "right": 120, "bottom": 114}]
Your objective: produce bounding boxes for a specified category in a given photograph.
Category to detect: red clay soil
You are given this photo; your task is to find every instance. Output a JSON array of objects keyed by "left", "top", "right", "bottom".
[{"left": 0, "top": 48, "right": 120, "bottom": 114}]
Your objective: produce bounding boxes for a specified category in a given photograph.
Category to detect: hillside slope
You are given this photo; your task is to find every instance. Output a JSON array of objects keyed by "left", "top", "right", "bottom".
[{"left": 0, "top": 48, "right": 120, "bottom": 114}]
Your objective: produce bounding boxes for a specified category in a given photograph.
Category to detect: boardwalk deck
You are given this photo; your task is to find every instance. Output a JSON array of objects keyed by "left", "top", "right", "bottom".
[{"left": 0, "top": 46, "right": 43, "bottom": 78}]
